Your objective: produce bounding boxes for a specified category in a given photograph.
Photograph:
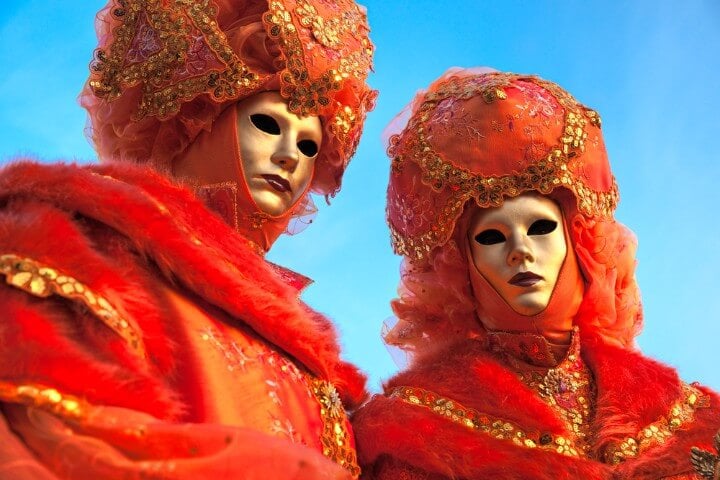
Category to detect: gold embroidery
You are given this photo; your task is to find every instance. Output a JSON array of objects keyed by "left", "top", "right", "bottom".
[
  {"left": 0, "top": 254, "right": 146, "bottom": 359},
  {"left": 390, "top": 386, "right": 581, "bottom": 457},
  {"left": 265, "top": 1, "right": 340, "bottom": 116},
  {"left": 0, "top": 381, "right": 87, "bottom": 421},
  {"left": 514, "top": 334, "right": 595, "bottom": 457},
  {"left": 263, "top": 0, "right": 373, "bottom": 117},
  {"left": 388, "top": 73, "right": 619, "bottom": 262},
  {"left": 310, "top": 379, "right": 361, "bottom": 478},
  {"left": 89, "top": 0, "right": 265, "bottom": 120},
  {"left": 604, "top": 383, "right": 707, "bottom": 465}
]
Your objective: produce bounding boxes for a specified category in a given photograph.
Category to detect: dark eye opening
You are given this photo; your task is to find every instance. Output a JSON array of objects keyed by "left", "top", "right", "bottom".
[
  {"left": 474, "top": 229, "right": 506, "bottom": 245},
  {"left": 297, "top": 139, "right": 319, "bottom": 157},
  {"left": 528, "top": 219, "right": 558, "bottom": 236},
  {"left": 250, "top": 114, "right": 280, "bottom": 135}
]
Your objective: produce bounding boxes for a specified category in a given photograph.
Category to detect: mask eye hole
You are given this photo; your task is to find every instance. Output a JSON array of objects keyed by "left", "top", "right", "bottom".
[
  {"left": 250, "top": 114, "right": 281, "bottom": 135},
  {"left": 297, "top": 139, "right": 319, "bottom": 157},
  {"left": 528, "top": 219, "right": 557, "bottom": 236},
  {"left": 474, "top": 229, "right": 506, "bottom": 245}
]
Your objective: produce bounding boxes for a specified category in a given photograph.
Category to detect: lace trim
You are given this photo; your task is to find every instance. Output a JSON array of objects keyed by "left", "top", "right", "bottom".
[
  {"left": 310, "top": 379, "right": 361, "bottom": 478},
  {"left": 388, "top": 73, "right": 618, "bottom": 262},
  {"left": 604, "top": 383, "right": 708, "bottom": 465},
  {"left": 0, "top": 254, "right": 146, "bottom": 359},
  {"left": 390, "top": 386, "right": 582, "bottom": 457},
  {"left": 0, "top": 381, "right": 88, "bottom": 421}
]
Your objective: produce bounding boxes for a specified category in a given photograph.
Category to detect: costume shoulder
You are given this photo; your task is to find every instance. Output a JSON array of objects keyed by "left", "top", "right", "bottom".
[
  {"left": 0, "top": 160, "right": 365, "bottom": 414},
  {"left": 354, "top": 336, "right": 720, "bottom": 480},
  {"left": 354, "top": 340, "right": 610, "bottom": 480}
]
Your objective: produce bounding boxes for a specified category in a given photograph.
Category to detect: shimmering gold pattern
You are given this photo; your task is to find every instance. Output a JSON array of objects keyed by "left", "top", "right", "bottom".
[
  {"left": 604, "top": 383, "right": 707, "bottom": 465},
  {"left": 387, "top": 73, "right": 619, "bottom": 262},
  {"left": 310, "top": 379, "right": 361, "bottom": 478},
  {"left": 89, "top": 0, "right": 264, "bottom": 120},
  {"left": 0, "top": 253, "right": 146, "bottom": 358},
  {"left": 390, "top": 386, "right": 581, "bottom": 456},
  {"left": 514, "top": 333, "right": 596, "bottom": 456},
  {"left": 0, "top": 381, "right": 87, "bottom": 421},
  {"left": 263, "top": 0, "right": 373, "bottom": 119}
]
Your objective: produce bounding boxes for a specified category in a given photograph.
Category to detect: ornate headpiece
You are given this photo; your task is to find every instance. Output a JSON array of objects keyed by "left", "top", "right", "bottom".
[
  {"left": 386, "top": 70, "right": 618, "bottom": 262},
  {"left": 81, "top": 0, "right": 376, "bottom": 196}
]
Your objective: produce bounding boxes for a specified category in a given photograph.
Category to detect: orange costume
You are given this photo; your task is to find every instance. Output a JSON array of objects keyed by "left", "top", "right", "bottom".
[
  {"left": 0, "top": 1, "right": 375, "bottom": 479},
  {"left": 352, "top": 70, "right": 720, "bottom": 479}
]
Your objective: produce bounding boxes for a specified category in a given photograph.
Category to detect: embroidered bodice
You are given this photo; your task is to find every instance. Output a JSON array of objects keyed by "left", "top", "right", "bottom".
[{"left": 486, "top": 329, "right": 596, "bottom": 456}]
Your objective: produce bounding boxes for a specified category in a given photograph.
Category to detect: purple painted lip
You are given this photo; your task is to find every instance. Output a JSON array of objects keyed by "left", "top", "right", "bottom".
[
  {"left": 262, "top": 174, "right": 291, "bottom": 193},
  {"left": 509, "top": 272, "right": 543, "bottom": 287}
]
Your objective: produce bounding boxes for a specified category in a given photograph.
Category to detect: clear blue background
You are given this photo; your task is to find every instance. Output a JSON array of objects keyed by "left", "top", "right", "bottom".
[{"left": 1, "top": 1, "right": 718, "bottom": 392}]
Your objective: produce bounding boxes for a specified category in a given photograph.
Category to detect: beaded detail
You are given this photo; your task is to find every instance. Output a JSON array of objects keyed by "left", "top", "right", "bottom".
[
  {"left": 88, "top": 0, "right": 373, "bottom": 126},
  {"left": 390, "top": 386, "right": 582, "bottom": 457},
  {"left": 604, "top": 383, "right": 708, "bottom": 465},
  {"left": 310, "top": 379, "right": 361, "bottom": 478},
  {"left": 89, "top": 0, "right": 265, "bottom": 120},
  {"left": 0, "top": 381, "right": 88, "bottom": 421},
  {"left": 509, "top": 333, "right": 596, "bottom": 457},
  {"left": 386, "top": 73, "right": 619, "bottom": 262},
  {"left": 0, "top": 254, "right": 145, "bottom": 358},
  {"left": 263, "top": 0, "right": 373, "bottom": 119}
]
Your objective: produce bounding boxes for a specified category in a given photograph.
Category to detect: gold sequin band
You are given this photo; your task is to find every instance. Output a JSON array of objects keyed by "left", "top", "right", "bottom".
[
  {"left": 390, "top": 386, "right": 581, "bottom": 457},
  {"left": 0, "top": 254, "right": 146, "bottom": 359},
  {"left": 310, "top": 379, "right": 361, "bottom": 478},
  {"left": 604, "top": 383, "right": 707, "bottom": 465},
  {"left": 0, "top": 381, "right": 87, "bottom": 421}
]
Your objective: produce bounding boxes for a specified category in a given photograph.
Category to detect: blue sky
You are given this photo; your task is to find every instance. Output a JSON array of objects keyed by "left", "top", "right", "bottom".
[{"left": 1, "top": 1, "right": 719, "bottom": 391}]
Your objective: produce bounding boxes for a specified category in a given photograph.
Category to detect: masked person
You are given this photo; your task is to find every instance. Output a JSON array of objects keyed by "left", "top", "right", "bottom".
[
  {"left": 352, "top": 69, "right": 720, "bottom": 479},
  {"left": 0, "top": 1, "right": 375, "bottom": 478}
]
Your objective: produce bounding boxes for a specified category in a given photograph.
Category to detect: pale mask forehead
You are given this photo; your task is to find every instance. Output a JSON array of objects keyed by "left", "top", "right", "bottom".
[{"left": 236, "top": 91, "right": 322, "bottom": 217}]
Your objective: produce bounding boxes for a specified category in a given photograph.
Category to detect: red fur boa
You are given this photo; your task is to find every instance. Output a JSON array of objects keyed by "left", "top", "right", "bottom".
[
  {"left": 353, "top": 334, "right": 719, "bottom": 479},
  {"left": 0, "top": 160, "right": 365, "bottom": 419}
]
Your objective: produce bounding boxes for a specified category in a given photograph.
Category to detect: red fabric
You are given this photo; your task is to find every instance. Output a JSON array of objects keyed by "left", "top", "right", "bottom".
[
  {"left": 0, "top": 160, "right": 365, "bottom": 478},
  {"left": 353, "top": 334, "right": 720, "bottom": 479}
]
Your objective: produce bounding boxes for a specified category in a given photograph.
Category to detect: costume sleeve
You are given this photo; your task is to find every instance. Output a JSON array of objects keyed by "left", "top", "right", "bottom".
[{"left": 2, "top": 404, "right": 352, "bottom": 480}]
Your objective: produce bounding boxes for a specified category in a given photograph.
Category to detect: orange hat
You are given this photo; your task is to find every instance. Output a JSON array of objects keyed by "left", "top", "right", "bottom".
[
  {"left": 386, "top": 69, "right": 618, "bottom": 262},
  {"left": 81, "top": 0, "right": 376, "bottom": 197}
]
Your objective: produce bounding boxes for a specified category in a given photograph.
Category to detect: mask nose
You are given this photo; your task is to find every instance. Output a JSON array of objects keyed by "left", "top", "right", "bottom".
[
  {"left": 507, "top": 235, "right": 534, "bottom": 266},
  {"left": 271, "top": 139, "right": 299, "bottom": 173}
]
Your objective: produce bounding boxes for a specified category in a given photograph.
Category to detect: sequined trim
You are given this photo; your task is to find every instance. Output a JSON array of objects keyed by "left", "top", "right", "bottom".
[
  {"left": 604, "top": 383, "right": 708, "bottom": 465},
  {"left": 310, "top": 379, "right": 361, "bottom": 478},
  {"left": 263, "top": 0, "right": 373, "bottom": 118},
  {"left": 388, "top": 73, "right": 619, "bottom": 262},
  {"left": 0, "top": 254, "right": 146, "bottom": 358},
  {"left": 0, "top": 381, "right": 88, "bottom": 421},
  {"left": 88, "top": 0, "right": 265, "bottom": 120},
  {"left": 390, "top": 386, "right": 581, "bottom": 457}
]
